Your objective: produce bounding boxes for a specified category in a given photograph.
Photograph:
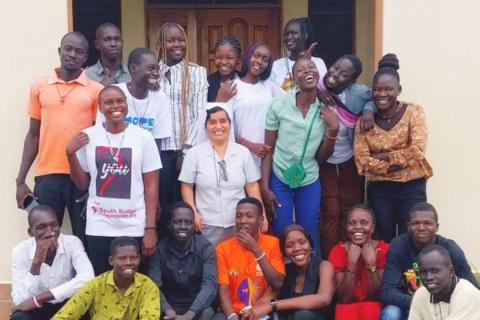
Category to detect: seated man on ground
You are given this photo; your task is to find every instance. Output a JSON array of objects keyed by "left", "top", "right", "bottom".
[
  {"left": 11, "top": 205, "right": 94, "bottom": 320},
  {"left": 214, "top": 197, "right": 285, "bottom": 320},
  {"left": 52, "top": 236, "right": 160, "bottom": 320},
  {"left": 147, "top": 202, "right": 217, "bottom": 320},
  {"left": 408, "top": 245, "right": 480, "bottom": 320},
  {"left": 380, "top": 202, "right": 478, "bottom": 320}
]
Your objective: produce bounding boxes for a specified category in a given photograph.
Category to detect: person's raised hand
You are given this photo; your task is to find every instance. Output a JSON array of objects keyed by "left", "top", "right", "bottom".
[
  {"left": 216, "top": 80, "right": 237, "bottom": 102},
  {"left": 66, "top": 132, "right": 89, "bottom": 156}
]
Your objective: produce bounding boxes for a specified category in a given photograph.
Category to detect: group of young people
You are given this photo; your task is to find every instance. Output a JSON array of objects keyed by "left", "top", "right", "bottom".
[{"left": 11, "top": 16, "right": 479, "bottom": 320}]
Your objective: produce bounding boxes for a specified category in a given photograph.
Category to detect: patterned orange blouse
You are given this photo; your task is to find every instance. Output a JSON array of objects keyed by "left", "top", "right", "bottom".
[{"left": 353, "top": 102, "right": 433, "bottom": 182}]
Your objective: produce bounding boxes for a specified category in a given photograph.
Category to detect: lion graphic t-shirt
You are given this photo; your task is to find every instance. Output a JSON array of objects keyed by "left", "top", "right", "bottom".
[
  {"left": 77, "top": 124, "right": 162, "bottom": 237},
  {"left": 216, "top": 234, "right": 285, "bottom": 312}
]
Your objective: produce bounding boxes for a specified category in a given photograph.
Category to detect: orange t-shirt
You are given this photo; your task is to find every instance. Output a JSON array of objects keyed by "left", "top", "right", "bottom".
[
  {"left": 27, "top": 69, "right": 103, "bottom": 176},
  {"left": 216, "top": 233, "right": 285, "bottom": 312}
]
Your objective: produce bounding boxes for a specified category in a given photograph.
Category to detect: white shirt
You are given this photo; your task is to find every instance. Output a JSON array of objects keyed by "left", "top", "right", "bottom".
[
  {"left": 408, "top": 278, "right": 480, "bottom": 320},
  {"left": 270, "top": 56, "right": 327, "bottom": 93},
  {"left": 158, "top": 60, "right": 208, "bottom": 150},
  {"left": 327, "top": 91, "right": 354, "bottom": 164},
  {"left": 11, "top": 234, "right": 94, "bottom": 305},
  {"left": 230, "top": 79, "right": 285, "bottom": 167},
  {"left": 77, "top": 124, "right": 162, "bottom": 237},
  {"left": 96, "top": 83, "right": 172, "bottom": 140},
  {"left": 179, "top": 140, "right": 260, "bottom": 228}
]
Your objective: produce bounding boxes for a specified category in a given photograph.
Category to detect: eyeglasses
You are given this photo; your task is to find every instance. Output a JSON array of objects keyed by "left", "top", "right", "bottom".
[{"left": 218, "top": 160, "right": 228, "bottom": 181}]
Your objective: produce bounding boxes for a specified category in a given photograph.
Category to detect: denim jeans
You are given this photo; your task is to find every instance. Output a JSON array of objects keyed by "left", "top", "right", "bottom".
[
  {"left": 270, "top": 172, "right": 321, "bottom": 255},
  {"left": 380, "top": 305, "right": 406, "bottom": 320}
]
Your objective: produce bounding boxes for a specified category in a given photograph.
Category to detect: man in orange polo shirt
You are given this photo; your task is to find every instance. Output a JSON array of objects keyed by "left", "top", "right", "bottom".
[
  {"left": 15, "top": 32, "right": 103, "bottom": 246},
  {"left": 214, "top": 197, "right": 285, "bottom": 320}
]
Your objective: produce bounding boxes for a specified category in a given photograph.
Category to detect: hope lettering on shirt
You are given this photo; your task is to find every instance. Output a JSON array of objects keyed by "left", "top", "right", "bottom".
[
  {"left": 95, "top": 147, "right": 132, "bottom": 199},
  {"left": 125, "top": 116, "right": 155, "bottom": 131}
]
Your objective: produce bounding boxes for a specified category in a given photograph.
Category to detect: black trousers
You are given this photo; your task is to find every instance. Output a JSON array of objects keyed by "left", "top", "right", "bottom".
[
  {"left": 367, "top": 178, "right": 427, "bottom": 242},
  {"left": 158, "top": 150, "right": 182, "bottom": 239},
  {"left": 34, "top": 174, "right": 87, "bottom": 247},
  {"left": 86, "top": 235, "right": 145, "bottom": 276}
]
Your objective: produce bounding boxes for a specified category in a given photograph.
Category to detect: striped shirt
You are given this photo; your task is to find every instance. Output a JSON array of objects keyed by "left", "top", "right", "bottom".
[{"left": 158, "top": 59, "right": 208, "bottom": 151}]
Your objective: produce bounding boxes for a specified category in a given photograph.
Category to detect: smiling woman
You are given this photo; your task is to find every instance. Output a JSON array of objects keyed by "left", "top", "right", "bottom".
[
  {"left": 270, "top": 17, "right": 327, "bottom": 93},
  {"left": 229, "top": 42, "right": 285, "bottom": 168},
  {"left": 179, "top": 106, "right": 266, "bottom": 246},
  {"left": 261, "top": 56, "right": 339, "bottom": 255},
  {"left": 353, "top": 54, "right": 433, "bottom": 242},
  {"left": 328, "top": 204, "right": 388, "bottom": 320},
  {"left": 66, "top": 85, "right": 162, "bottom": 275}
]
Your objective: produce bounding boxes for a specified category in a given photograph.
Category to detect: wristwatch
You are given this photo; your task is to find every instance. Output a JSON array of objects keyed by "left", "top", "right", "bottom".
[{"left": 270, "top": 299, "right": 278, "bottom": 312}]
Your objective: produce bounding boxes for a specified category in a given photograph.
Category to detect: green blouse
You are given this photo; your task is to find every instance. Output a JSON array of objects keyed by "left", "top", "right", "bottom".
[
  {"left": 265, "top": 93, "right": 327, "bottom": 187},
  {"left": 52, "top": 271, "right": 160, "bottom": 320}
]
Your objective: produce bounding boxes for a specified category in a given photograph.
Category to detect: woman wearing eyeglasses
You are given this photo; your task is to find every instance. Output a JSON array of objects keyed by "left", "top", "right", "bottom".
[{"left": 179, "top": 106, "right": 266, "bottom": 246}]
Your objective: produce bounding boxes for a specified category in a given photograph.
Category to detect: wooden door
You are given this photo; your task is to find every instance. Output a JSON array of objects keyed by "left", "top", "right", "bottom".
[
  {"left": 147, "top": 7, "right": 281, "bottom": 74},
  {"left": 147, "top": 8, "right": 199, "bottom": 63}
]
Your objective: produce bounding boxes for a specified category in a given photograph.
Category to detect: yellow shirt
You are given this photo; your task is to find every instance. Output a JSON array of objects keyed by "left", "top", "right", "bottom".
[{"left": 52, "top": 271, "right": 160, "bottom": 320}]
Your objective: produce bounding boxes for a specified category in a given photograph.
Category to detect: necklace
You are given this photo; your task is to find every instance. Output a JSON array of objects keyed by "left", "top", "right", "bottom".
[
  {"left": 55, "top": 84, "right": 76, "bottom": 105},
  {"left": 378, "top": 102, "right": 402, "bottom": 123},
  {"left": 212, "top": 146, "right": 222, "bottom": 196},
  {"left": 105, "top": 127, "right": 126, "bottom": 163},
  {"left": 127, "top": 83, "right": 149, "bottom": 128},
  {"left": 283, "top": 56, "right": 295, "bottom": 91}
]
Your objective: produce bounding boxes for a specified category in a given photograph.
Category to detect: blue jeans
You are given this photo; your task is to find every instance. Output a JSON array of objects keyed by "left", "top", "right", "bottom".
[
  {"left": 381, "top": 305, "right": 406, "bottom": 320},
  {"left": 270, "top": 172, "right": 321, "bottom": 254}
]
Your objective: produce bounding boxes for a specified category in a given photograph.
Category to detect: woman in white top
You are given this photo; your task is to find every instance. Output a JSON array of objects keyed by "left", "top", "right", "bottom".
[
  {"left": 66, "top": 85, "right": 162, "bottom": 275},
  {"left": 233, "top": 42, "right": 285, "bottom": 168},
  {"left": 179, "top": 106, "right": 266, "bottom": 246},
  {"left": 270, "top": 17, "right": 327, "bottom": 92}
]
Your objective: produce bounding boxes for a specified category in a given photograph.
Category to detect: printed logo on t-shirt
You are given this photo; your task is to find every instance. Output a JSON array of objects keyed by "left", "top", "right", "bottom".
[
  {"left": 124, "top": 116, "right": 155, "bottom": 132},
  {"left": 95, "top": 146, "right": 132, "bottom": 199},
  {"left": 237, "top": 278, "right": 262, "bottom": 307}
]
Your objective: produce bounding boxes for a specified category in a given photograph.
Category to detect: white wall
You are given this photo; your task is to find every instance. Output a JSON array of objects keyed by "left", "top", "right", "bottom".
[
  {"left": 383, "top": 0, "right": 480, "bottom": 268},
  {"left": 0, "top": 1, "right": 69, "bottom": 281}
]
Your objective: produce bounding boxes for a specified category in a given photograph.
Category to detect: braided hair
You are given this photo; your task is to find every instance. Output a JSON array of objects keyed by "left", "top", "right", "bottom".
[
  {"left": 156, "top": 23, "right": 191, "bottom": 129},
  {"left": 214, "top": 36, "right": 242, "bottom": 57}
]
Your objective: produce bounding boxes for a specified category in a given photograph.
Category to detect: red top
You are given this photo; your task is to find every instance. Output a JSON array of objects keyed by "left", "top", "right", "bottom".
[{"left": 328, "top": 240, "right": 389, "bottom": 302}]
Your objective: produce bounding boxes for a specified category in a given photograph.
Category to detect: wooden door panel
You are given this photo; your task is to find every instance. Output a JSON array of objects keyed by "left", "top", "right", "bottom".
[
  {"left": 147, "top": 6, "right": 280, "bottom": 74},
  {"left": 147, "top": 8, "right": 198, "bottom": 62},
  {"left": 199, "top": 8, "right": 280, "bottom": 74}
]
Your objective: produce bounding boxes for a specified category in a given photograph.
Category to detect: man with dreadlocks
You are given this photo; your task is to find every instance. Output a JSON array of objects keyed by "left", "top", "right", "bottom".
[{"left": 155, "top": 23, "right": 208, "bottom": 239}]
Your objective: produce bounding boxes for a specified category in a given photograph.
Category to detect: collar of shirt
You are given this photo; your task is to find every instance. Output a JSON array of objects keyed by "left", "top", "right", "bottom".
[
  {"left": 165, "top": 235, "right": 196, "bottom": 258},
  {"left": 159, "top": 59, "right": 185, "bottom": 75},
  {"left": 47, "top": 68, "right": 88, "bottom": 86},
  {"left": 431, "top": 277, "right": 457, "bottom": 303},
  {"left": 106, "top": 270, "right": 142, "bottom": 297},
  {"left": 286, "top": 92, "right": 321, "bottom": 111},
  {"left": 203, "top": 139, "right": 241, "bottom": 159},
  {"left": 28, "top": 233, "right": 66, "bottom": 260},
  {"left": 91, "top": 59, "right": 129, "bottom": 77}
]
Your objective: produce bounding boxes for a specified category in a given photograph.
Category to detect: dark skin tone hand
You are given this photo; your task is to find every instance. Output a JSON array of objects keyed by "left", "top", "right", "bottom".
[
  {"left": 360, "top": 111, "right": 374, "bottom": 133},
  {"left": 216, "top": 80, "right": 237, "bottom": 102}
]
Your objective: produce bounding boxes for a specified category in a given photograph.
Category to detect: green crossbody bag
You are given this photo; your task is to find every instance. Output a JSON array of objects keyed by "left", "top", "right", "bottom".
[{"left": 282, "top": 106, "right": 320, "bottom": 188}]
